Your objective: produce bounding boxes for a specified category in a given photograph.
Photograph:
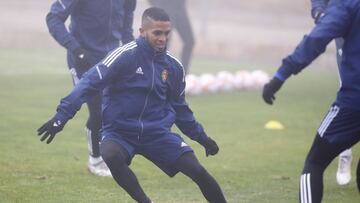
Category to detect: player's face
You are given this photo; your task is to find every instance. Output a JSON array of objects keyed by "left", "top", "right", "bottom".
[{"left": 140, "top": 20, "right": 171, "bottom": 52}]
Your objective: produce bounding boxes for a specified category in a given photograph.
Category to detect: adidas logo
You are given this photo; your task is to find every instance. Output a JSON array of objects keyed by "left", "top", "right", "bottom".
[
  {"left": 53, "top": 120, "right": 61, "bottom": 127},
  {"left": 136, "top": 67, "right": 144, "bottom": 75},
  {"left": 181, "top": 142, "right": 188, "bottom": 147}
]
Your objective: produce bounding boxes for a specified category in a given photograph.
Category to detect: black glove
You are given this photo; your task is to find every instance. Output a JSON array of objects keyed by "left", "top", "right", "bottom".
[
  {"left": 74, "top": 47, "right": 91, "bottom": 73},
  {"left": 199, "top": 137, "right": 219, "bottom": 157},
  {"left": 262, "top": 77, "right": 284, "bottom": 105},
  {"left": 37, "top": 117, "right": 66, "bottom": 144}
]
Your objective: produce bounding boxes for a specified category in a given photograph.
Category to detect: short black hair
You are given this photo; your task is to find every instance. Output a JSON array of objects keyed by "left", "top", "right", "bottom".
[{"left": 142, "top": 7, "right": 170, "bottom": 23}]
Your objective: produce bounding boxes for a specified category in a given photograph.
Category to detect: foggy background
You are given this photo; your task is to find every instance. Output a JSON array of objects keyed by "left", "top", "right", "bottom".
[{"left": 0, "top": 0, "right": 337, "bottom": 73}]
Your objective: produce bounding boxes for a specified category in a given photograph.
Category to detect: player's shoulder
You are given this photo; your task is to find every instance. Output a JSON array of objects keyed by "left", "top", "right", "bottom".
[
  {"left": 166, "top": 51, "right": 185, "bottom": 73},
  {"left": 101, "top": 41, "right": 138, "bottom": 67}
]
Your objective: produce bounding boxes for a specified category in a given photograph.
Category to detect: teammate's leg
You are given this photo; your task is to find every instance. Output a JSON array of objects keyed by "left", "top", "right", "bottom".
[
  {"left": 299, "top": 134, "right": 347, "bottom": 203},
  {"left": 69, "top": 54, "right": 111, "bottom": 176},
  {"left": 171, "top": 3, "right": 195, "bottom": 74},
  {"left": 85, "top": 93, "right": 111, "bottom": 176},
  {"left": 85, "top": 93, "right": 102, "bottom": 157},
  {"left": 148, "top": 0, "right": 194, "bottom": 74},
  {"left": 100, "top": 140, "right": 152, "bottom": 203},
  {"left": 173, "top": 152, "right": 226, "bottom": 203},
  {"left": 333, "top": 37, "right": 353, "bottom": 185}
]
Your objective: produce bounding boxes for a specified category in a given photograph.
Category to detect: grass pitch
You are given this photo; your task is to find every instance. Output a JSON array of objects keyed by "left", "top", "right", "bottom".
[{"left": 0, "top": 49, "right": 359, "bottom": 203}]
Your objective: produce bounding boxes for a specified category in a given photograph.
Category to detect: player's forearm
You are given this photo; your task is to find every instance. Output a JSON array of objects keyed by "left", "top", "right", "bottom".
[
  {"left": 46, "top": 13, "right": 80, "bottom": 52},
  {"left": 55, "top": 64, "right": 112, "bottom": 122},
  {"left": 277, "top": 5, "right": 350, "bottom": 80},
  {"left": 276, "top": 35, "right": 329, "bottom": 80},
  {"left": 176, "top": 119, "right": 208, "bottom": 142}
]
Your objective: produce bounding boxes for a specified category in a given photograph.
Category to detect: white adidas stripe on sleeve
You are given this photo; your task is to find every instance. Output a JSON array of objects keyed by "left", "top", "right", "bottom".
[{"left": 102, "top": 42, "right": 137, "bottom": 67}]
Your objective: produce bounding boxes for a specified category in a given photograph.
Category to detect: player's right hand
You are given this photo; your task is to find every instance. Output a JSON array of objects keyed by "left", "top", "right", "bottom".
[
  {"left": 262, "top": 77, "right": 283, "bottom": 105},
  {"left": 37, "top": 117, "right": 66, "bottom": 144},
  {"left": 199, "top": 137, "right": 219, "bottom": 157}
]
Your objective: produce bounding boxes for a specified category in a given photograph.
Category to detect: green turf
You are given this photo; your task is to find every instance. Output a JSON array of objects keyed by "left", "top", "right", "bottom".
[{"left": 0, "top": 49, "right": 359, "bottom": 202}]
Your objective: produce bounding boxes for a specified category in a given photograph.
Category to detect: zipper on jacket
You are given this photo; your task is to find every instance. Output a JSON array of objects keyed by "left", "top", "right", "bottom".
[{"left": 138, "top": 59, "right": 155, "bottom": 140}]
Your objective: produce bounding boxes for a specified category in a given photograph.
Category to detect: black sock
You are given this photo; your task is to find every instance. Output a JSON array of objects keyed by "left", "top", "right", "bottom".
[
  {"left": 173, "top": 152, "right": 227, "bottom": 203},
  {"left": 100, "top": 140, "right": 151, "bottom": 203}
]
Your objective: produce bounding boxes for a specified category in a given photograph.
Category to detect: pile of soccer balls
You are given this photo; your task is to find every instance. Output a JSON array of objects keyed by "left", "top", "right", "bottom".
[{"left": 185, "top": 70, "right": 270, "bottom": 96}]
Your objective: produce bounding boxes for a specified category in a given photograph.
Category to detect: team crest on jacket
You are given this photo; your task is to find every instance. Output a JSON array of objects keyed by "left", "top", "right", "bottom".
[{"left": 161, "top": 69, "right": 168, "bottom": 82}]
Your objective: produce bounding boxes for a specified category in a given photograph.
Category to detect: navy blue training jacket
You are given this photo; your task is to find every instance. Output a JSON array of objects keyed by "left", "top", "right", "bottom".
[
  {"left": 46, "top": 0, "right": 135, "bottom": 57},
  {"left": 276, "top": 0, "right": 360, "bottom": 110},
  {"left": 54, "top": 37, "right": 208, "bottom": 142}
]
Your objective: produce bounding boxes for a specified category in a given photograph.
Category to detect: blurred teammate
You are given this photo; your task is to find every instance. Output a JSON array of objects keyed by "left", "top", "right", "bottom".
[
  {"left": 38, "top": 7, "right": 226, "bottom": 203},
  {"left": 262, "top": 0, "right": 360, "bottom": 202},
  {"left": 46, "top": 0, "right": 136, "bottom": 176},
  {"left": 310, "top": 0, "right": 353, "bottom": 186},
  {"left": 148, "top": 0, "right": 195, "bottom": 74}
]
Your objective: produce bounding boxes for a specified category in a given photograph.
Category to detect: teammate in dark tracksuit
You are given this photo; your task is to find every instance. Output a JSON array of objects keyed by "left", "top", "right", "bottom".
[
  {"left": 46, "top": 0, "right": 136, "bottom": 176},
  {"left": 38, "top": 7, "right": 226, "bottom": 203},
  {"left": 148, "top": 0, "right": 195, "bottom": 74},
  {"left": 263, "top": 0, "right": 360, "bottom": 202},
  {"left": 310, "top": 0, "right": 353, "bottom": 186}
]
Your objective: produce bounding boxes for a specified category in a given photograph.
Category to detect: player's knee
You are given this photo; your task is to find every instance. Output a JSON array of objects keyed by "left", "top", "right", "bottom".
[
  {"left": 302, "top": 134, "right": 338, "bottom": 174},
  {"left": 100, "top": 141, "right": 127, "bottom": 166},
  {"left": 190, "top": 164, "right": 208, "bottom": 181},
  {"left": 302, "top": 161, "right": 322, "bottom": 174},
  {"left": 100, "top": 142, "right": 115, "bottom": 163},
  {"left": 302, "top": 153, "right": 327, "bottom": 174}
]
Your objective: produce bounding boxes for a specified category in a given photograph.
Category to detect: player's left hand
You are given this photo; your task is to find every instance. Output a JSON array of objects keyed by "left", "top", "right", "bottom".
[
  {"left": 74, "top": 47, "right": 91, "bottom": 72},
  {"left": 200, "top": 137, "right": 219, "bottom": 157},
  {"left": 262, "top": 77, "right": 283, "bottom": 105},
  {"left": 37, "top": 117, "right": 66, "bottom": 144}
]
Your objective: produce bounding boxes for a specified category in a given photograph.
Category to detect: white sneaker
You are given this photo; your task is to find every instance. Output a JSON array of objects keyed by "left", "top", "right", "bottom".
[
  {"left": 88, "top": 156, "right": 112, "bottom": 177},
  {"left": 336, "top": 155, "right": 352, "bottom": 185}
]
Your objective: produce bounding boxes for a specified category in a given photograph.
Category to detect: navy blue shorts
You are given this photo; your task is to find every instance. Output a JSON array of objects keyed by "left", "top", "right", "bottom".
[
  {"left": 317, "top": 103, "right": 360, "bottom": 147},
  {"left": 102, "top": 132, "right": 193, "bottom": 177}
]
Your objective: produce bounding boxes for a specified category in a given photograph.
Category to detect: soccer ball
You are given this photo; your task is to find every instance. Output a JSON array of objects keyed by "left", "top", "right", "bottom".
[
  {"left": 185, "top": 74, "right": 202, "bottom": 96},
  {"left": 251, "top": 70, "right": 270, "bottom": 89},
  {"left": 234, "top": 70, "right": 253, "bottom": 90},
  {"left": 216, "top": 71, "right": 235, "bottom": 92},
  {"left": 199, "top": 73, "right": 220, "bottom": 94}
]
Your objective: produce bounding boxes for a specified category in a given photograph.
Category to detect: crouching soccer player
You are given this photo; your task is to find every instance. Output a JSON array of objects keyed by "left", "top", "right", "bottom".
[
  {"left": 37, "top": 7, "right": 227, "bottom": 203},
  {"left": 262, "top": 0, "right": 360, "bottom": 202}
]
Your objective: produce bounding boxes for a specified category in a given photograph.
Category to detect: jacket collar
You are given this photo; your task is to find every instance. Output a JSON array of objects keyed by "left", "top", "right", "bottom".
[{"left": 136, "top": 37, "right": 167, "bottom": 59}]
